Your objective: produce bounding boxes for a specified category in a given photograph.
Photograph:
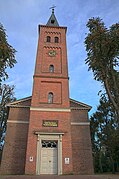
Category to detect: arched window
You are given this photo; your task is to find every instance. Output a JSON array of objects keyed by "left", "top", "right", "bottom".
[
  {"left": 48, "top": 92, "right": 53, "bottom": 103},
  {"left": 51, "top": 19, "right": 55, "bottom": 24},
  {"left": 49, "top": 65, "right": 54, "bottom": 73},
  {"left": 46, "top": 36, "right": 51, "bottom": 42},
  {"left": 54, "top": 37, "right": 59, "bottom": 43}
]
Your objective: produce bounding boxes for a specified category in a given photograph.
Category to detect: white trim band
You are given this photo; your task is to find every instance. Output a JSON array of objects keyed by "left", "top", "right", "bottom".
[
  {"left": 30, "top": 107, "right": 71, "bottom": 112},
  {"left": 35, "top": 132, "right": 64, "bottom": 135},
  {"left": 7, "top": 120, "right": 29, "bottom": 124},
  {"left": 71, "top": 122, "right": 90, "bottom": 126}
]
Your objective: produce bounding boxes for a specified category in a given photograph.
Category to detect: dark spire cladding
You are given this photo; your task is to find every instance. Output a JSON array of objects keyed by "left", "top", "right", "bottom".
[{"left": 46, "top": 6, "right": 59, "bottom": 26}]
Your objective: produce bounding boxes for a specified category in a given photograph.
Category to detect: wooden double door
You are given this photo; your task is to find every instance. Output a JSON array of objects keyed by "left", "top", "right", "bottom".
[{"left": 40, "top": 140, "right": 58, "bottom": 174}]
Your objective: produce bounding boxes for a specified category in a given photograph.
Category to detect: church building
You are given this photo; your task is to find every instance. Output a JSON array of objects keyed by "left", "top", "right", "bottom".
[{"left": 0, "top": 8, "right": 94, "bottom": 175}]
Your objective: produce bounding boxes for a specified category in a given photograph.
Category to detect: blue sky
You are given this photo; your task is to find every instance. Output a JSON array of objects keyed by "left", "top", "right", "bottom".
[{"left": 0, "top": 0, "right": 119, "bottom": 116}]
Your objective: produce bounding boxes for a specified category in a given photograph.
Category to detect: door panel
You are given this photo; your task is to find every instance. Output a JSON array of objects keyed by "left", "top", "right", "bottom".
[{"left": 40, "top": 141, "right": 58, "bottom": 174}]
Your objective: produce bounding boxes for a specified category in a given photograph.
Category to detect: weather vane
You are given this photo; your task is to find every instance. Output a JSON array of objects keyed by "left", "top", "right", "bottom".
[{"left": 49, "top": 5, "right": 56, "bottom": 13}]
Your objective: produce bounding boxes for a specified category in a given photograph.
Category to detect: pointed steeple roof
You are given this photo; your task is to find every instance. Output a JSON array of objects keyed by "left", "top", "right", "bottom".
[{"left": 46, "top": 6, "right": 59, "bottom": 27}]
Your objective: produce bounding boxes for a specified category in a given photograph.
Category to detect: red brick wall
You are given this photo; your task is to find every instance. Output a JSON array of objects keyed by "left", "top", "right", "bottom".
[
  {"left": 0, "top": 107, "right": 30, "bottom": 174},
  {"left": 25, "top": 24, "right": 73, "bottom": 174},
  {"left": 42, "top": 47, "right": 62, "bottom": 74},
  {"left": 71, "top": 109, "right": 94, "bottom": 174},
  {"left": 39, "top": 81, "right": 62, "bottom": 104},
  {"left": 71, "top": 109, "right": 89, "bottom": 123},
  {"left": 34, "top": 26, "right": 68, "bottom": 78},
  {"left": 25, "top": 110, "right": 73, "bottom": 174},
  {"left": 31, "top": 78, "right": 70, "bottom": 108},
  {"left": 8, "top": 107, "right": 30, "bottom": 122},
  {"left": 0, "top": 20, "right": 94, "bottom": 176}
]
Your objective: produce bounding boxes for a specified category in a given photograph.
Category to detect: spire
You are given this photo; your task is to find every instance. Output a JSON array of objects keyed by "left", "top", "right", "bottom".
[{"left": 46, "top": 6, "right": 59, "bottom": 27}]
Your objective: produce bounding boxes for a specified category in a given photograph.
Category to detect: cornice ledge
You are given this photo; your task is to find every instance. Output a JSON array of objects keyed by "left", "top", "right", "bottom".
[
  {"left": 34, "top": 132, "right": 64, "bottom": 135},
  {"left": 7, "top": 105, "right": 30, "bottom": 108},
  {"left": 30, "top": 107, "right": 71, "bottom": 112},
  {"left": 33, "top": 75, "right": 69, "bottom": 79},
  {"left": 71, "top": 122, "right": 90, "bottom": 126},
  {"left": 70, "top": 107, "right": 90, "bottom": 110},
  {"left": 39, "top": 25, "right": 67, "bottom": 30}
]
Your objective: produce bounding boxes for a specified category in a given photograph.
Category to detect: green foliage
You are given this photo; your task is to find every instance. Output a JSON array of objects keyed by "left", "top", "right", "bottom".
[
  {"left": 90, "top": 96, "right": 119, "bottom": 173},
  {"left": 85, "top": 18, "right": 119, "bottom": 81},
  {"left": 0, "top": 23, "right": 16, "bottom": 156},
  {"left": 85, "top": 17, "right": 119, "bottom": 173},
  {"left": 85, "top": 17, "right": 119, "bottom": 120},
  {"left": 0, "top": 84, "right": 16, "bottom": 150},
  {"left": 0, "top": 23, "right": 17, "bottom": 83}
]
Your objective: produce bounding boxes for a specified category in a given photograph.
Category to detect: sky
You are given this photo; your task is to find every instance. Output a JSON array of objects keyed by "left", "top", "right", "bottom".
[{"left": 0, "top": 0, "right": 119, "bottom": 116}]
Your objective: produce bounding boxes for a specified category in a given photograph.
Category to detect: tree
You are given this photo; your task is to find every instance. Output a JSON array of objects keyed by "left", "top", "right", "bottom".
[
  {"left": 85, "top": 18, "right": 119, "bottom": 121},
  {"left": 90, "top": 96, "right": 119, "bottom": 173},
  {"left": 0, "top": 84, "right": 16, "bottom": 151},
  {"left": 0, "top": 23, "right": 17, "bottom": 84},
  {"left": 0, "top": 23, "right": 17, "bottom": 161}
]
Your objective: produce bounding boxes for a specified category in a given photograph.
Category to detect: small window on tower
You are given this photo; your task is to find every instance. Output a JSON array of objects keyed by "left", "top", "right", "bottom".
[
  {"left": 54, "top": 37, "right": 59, "bottom": 43},
  {"left": 48, "top": 92, "right": 53, "bottom": 103},
  {"left": 46, "top": 36, "right": 51, "bottom": 42},
  {"left": 49, "top": 65, "right": 54, "bottom": 73}
]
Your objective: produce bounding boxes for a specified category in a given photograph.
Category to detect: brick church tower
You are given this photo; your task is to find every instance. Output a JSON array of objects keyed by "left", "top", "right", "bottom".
[
  {"left": 0, "top": 8, "right": 94, "bottom": 175},
  {"left": 25, "top": 8, "right": 73, "bottom": 175}
]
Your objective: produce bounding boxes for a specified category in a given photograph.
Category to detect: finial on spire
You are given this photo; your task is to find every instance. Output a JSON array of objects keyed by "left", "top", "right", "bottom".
[
  {"left": 46, "top": 5, "right": 59, "bottom": 26},
  {"left": 49, "top": 5, "right": 56, "bottom": 14}
]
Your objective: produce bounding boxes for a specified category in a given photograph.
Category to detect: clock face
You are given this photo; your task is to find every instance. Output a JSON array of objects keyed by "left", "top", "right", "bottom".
[{"left": 48, "top": 50, "right": 56, "bottom": 57}]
